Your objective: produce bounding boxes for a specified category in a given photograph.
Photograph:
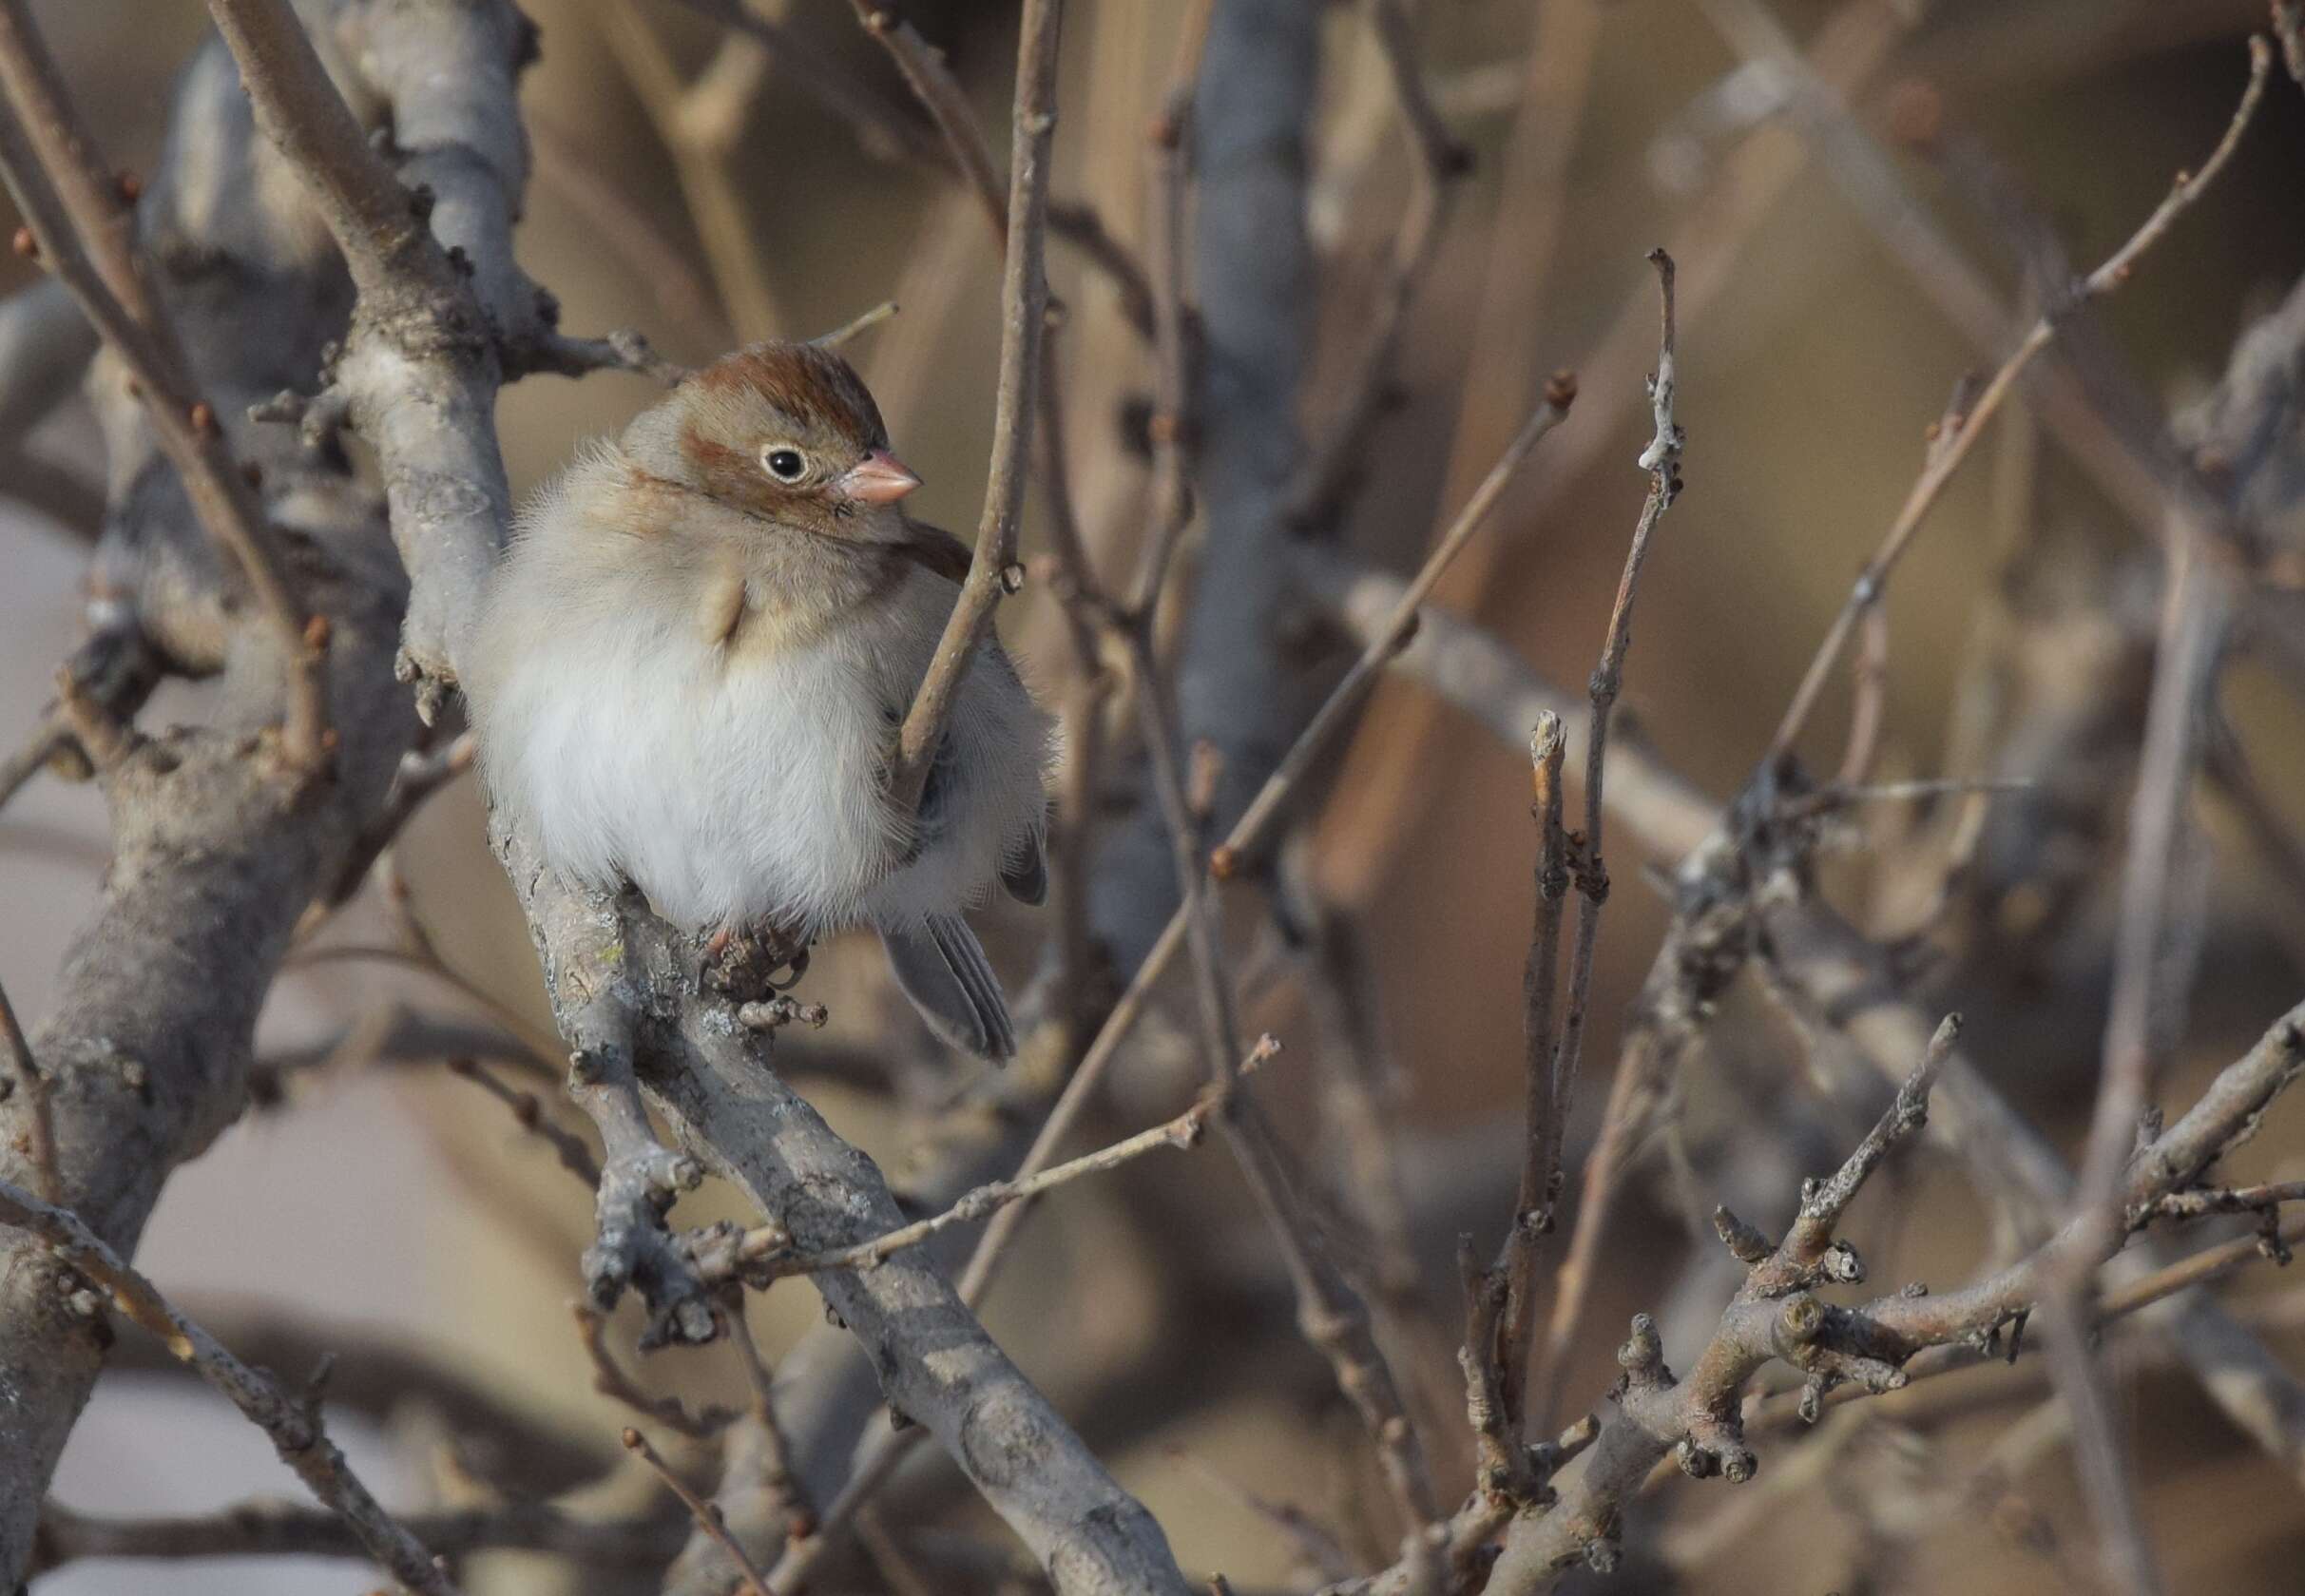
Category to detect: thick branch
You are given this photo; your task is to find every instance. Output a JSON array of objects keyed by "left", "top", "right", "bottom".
[
  {"left": 0, "top": 0, "right": 329, "bottom": 768},
  {"left": 0, "top": 24, "right": 414, "bottom": 1578}
]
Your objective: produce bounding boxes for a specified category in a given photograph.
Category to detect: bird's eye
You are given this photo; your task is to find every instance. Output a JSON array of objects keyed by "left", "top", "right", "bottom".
[{"left": 762, "top": 446, "right": 808, "bottom": 482}]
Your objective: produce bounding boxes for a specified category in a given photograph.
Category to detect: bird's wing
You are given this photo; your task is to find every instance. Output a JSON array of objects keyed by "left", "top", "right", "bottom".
[
  {"left": 1001, "top": 831, "right": 1048, "bottom": 905},
  {"left": 895, "top": 519, "right": 974, "bottom": 584}
]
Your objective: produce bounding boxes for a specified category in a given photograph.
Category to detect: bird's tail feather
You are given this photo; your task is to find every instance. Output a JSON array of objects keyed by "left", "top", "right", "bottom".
[{"left": 880, "top": 915, "right": 1017, "bottom": 1062}]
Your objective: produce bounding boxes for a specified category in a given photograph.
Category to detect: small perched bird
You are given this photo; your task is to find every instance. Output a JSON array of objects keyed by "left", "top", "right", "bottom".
[{"left": 466, "top": 339, "right": 1052, "bottom": 1059}]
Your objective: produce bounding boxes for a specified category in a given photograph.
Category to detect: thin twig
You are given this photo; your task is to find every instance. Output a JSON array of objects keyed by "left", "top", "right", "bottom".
[
  {"left": 286, "top": 944, "right": 567, "bottom": 1071},
  {"left": 1838, "top": 375, "right": 1981, "bottom": 784},
  {"left": 324, "top": 730, "right": 477, "bottom": 906},
  {"left": 812, "top": 298, "right": 898, "bottom": 349},
  {"left": 844, "top": 0, "right": 1007, "bottom": 238},
  {"left": 623, "top": 1426, "right": 771, "bottom": 1596},
  {"left": 1124, "top": 10, "right": 1207, "bottom": 619},
  {"left": 887, "top": 0, "right": 1060, "bottom": 816},
  {"left": 1132, "top": 619, "right": 1441, "bottom": 1534},
  {"left": 444, "top": 1057, "right": 602, "bottom": 1186},
  {"left": 1166, "top": 1445, "right": 1358, "bottom": 1585},
  {"left": 1789, "top": 1014, "right": 1961, "bottom": 1256},
  {"left": 0, "top": 1179, "right": 459, "bottom": 1594},
  {"left": 1763, "top": 37, "right": 2273, "bottom": 765},
  {"left": 1546, "top": 252, "right": 1683, "bottom": 1277},
  {"left": 2099, "top": 1214, "right": 2305, "bottom": 1317},
  {"left": 1497, "top": 714, "right": 1569, "bottom": 1429},
  {"left": 2070, "top": 537, "right": 2232, "bottom": 1254},
  {"left": 578, "top": 1304, "right": 735, "bottom": 1440},
  {"left": 724, "top": 1070, "right": 1245, "bottom": 1281},
  {"left": 663, "top": 0, "right": 937, "bottom": 162},
  {"left": 0, "top": 711, "right": 69, "bottom": 814},
  {"left": 723, "top": 1298, "right": 813, "bottom": 1537},
  {"left": 2041, "top": 528, "right": 2233, "bottom": 1596},
  {"left": 2135, "top": 1180, "right": 2305, "bottom": 1226}
]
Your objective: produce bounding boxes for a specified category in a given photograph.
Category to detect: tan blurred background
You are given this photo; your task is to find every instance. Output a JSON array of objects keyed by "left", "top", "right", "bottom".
[{"left": 9, "top": 0, "right": 2305, "bottom": 1591}]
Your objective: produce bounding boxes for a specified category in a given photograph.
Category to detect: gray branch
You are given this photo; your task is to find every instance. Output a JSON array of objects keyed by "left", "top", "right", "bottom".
[
  {"left": 0, "top": 21, "right": 414, "bottom": 1577},
  {"left": 498, "top": 831, "right": 1192, "bottom": 1593}
]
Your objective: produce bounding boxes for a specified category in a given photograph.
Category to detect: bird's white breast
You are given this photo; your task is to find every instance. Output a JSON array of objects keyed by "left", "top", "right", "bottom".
[{"left": 488, "top": 607, "right": 907, "bottom": 932}]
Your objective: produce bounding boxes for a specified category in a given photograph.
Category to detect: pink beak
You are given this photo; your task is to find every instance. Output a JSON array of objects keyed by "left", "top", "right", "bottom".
[{"left": 838, "top": 449, "right": 922, "bottom": 506}]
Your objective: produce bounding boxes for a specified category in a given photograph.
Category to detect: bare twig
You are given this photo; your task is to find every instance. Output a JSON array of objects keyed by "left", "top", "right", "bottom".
[
  {"left": 1544, "top": 252, "right": 1684, "bottom": 1300},
  {"left": 721, "top": 1070, "right": 1243, "bottom": 1282},
  {"left": 624, "top": 1426, "right": 772, "bottom": 1596},
  {"left": 2041, "top": 535, "right": 2233, "bottom": 1596},
  {"left": 662, "top": 0, "right": 935, "bottom": 162},
  {"left": 843, "top": 0, "right": 1007, "bottom": 237},
  {"left": 812, "top": 298, "right": 899, "bottom": 349},
  {"left": 577, "top": 1304, "right": 733, "bottom": 1439},
  {"left": 1763, "top": 37, "right": 2273, "bottom": 765},
  {"left": 1460, "top": 1239, "right": 1536, "bottom": 1505},
  {"left": 285, "top": 945, "right": 565, "bottom": 1071},
  {"left": 0, "top": 714, "right": 71, "bottom": 815},
  {"left": 325, "top": 729, "right": 477, "bottom": 906},
  {"left": 887, "top": 0, "right": 1059, "bottom": 815},
  {"left": 444, "top": 1056, "right": 602, "bottom": 1186},
  {"left": 2099, "top": 1214, "right": 2305, "bottom": 1317},
  {"left": 1796, "top": 1014, "right": 1961, "bottom": 1251},
  {"left": 1124, "top": 7, "right": 1207, "bottom": 619},
  {"left": 674, "top": 0, "right": 1152, "bottom": 327},
  {"left": 0, "top": 1179, "right": 459, "bottom": 1594},
  {"left": 722, "top": 1299, "right": 812, "bottom": 1538},
  {"left": 2134, "top": 1180, "right": 2305, "bottom": 1226},
  {"left": 2070, "top": 538, "right": 2232, "bottom": 1248},
  {"left": 1315, "top": 0, "right": 1911, "bottom": 892},
  {"left": 1497, "top": 714, "right": 1569, "bottom": 1429},
  {"left": 1167, "top": 1444, "right": 1358, "bottom": 1585},
  {"left": 1133, "top": 609, "right": 1441, "bottom": 1535},
  {"left": 1839, "top": 376, "right": 1979, "bottom": 784}
]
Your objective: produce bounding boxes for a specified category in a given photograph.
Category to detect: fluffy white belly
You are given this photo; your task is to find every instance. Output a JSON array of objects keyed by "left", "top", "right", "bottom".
[{"left": 497, "top": 622, "right": 903, "bottom": 933}]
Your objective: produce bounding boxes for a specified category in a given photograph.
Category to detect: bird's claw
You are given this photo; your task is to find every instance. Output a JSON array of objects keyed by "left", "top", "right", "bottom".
[{"left": 701, "top": 923, "right": 811, "bottom": 1000}]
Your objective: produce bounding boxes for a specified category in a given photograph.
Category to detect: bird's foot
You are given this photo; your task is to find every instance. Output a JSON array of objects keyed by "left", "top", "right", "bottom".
[{"left": 701, "top": 923, "right": 812, "bottom": 1002}]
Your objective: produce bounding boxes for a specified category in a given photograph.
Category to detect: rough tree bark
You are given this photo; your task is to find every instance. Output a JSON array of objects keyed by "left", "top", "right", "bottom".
[{"left": 0, "top": 18, "right": 414, "bottom": 1574}]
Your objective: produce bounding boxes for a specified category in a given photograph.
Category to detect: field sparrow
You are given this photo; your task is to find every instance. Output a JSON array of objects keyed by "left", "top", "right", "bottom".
[{"left": 466, "top": 340, "right": 1052, "bottom": 1059}]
